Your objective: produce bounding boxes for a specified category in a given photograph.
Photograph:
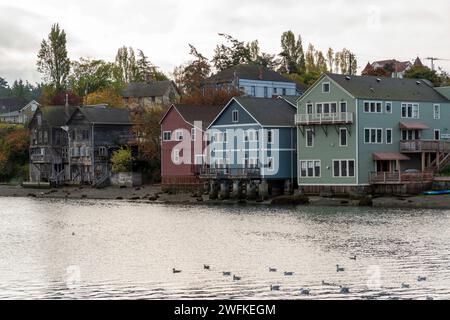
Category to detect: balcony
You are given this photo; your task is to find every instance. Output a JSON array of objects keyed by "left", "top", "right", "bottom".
[
  {"left": 400, "top": 140, "right": 450, "bottom": 153},
  {"left": 295, "top": 112, "right": 354, "bottom": 126},
  {"left": 369, "top": 171, "right": 434, "bottom": 185},
  {"left": 200, "top": 167, "right": 261, "bottom": 180},
  {"left": 30, "top": 154, "right": 53, "bottom": 163}
]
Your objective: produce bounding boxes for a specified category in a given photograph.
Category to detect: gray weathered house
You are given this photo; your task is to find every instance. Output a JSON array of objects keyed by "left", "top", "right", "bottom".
[
  {"left": 28, "top": 105, "right": 76, "bottom": 184},
  {"left": 66, "top": 106, "right": 134, "bottom": 185},
  {"left": 122, "top": 80, "right": 180, "bottom": 110}
]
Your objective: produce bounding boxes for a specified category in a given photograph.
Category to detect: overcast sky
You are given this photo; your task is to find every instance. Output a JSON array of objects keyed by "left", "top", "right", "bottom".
[{"left": 1, "top": 0, "right": 449, "bottom": 84}]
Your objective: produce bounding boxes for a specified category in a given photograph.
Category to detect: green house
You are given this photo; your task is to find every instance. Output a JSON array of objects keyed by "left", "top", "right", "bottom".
[{"left": 296, "top": 74, "right": 450, "bottom": 194}]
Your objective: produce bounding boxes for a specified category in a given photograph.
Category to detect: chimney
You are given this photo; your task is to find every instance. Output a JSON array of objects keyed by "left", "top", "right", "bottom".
[
  {"left": 65, "top": 93, "right": 69, "bottom": 118},
  {"left": 258, "top": 66, "right": 263, "bottom": 80}
]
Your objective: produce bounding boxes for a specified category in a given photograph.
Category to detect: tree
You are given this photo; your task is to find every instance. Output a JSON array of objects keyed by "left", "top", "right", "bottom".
[
  {"left": 404, "top": 66, "right": 441, "bottom": 86},
  {"left": 279, "top": 31, "right": 305, "bottom": 74},
  {"left": 212, "top": 33, "right": 252, "bottom": 71},
  {"left": 305, "top": 44, "right": 316, "bottom": 73},
  {"left": 37, "top": 23, "right": 70, "bottom": 91},
  {"left": 50, "top": 91, "right": 81, "bottom": 106},
  {"left": 135, "top": 49, "right": 168, "bottom": 82},
  {"left": 0, "top": 77, "right": 8, "bottom": 97},
  {"left": 85, "top": 88, "right": 124, "bottom": 108},
  {"left": 0, "top": 127, "right": 29, "bottom": 182},
  {"left": 111, "top": 148, "right": 133, "bottom": 173},
  {"left": 115, "top": 46, "right": 139, "bottom": 83},
  {"left": 326, "top": 48, "right": 334, "bottom": 73},
  {"left": 315, "top": 50, "right": 328, "bottom": 73}
]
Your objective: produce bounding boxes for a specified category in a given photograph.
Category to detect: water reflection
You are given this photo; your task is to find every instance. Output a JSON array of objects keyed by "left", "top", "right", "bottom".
[{"left": 0, "top": 198, "right": 449, "bottom": 300}]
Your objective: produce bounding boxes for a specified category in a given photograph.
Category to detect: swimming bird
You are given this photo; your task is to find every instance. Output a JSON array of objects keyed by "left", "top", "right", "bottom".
[
  {"left": 426, "top": 296, "right": 434, "bottom": 300},
  {"left": 336, "top": 265, "right": 345, "bottom": 272},
  {"left": 401, "top": 283, "right": 410, "bottom": 289},
  {"left": 339, "top": 286, "right": 350, "bottom": 294},
  {"left": 322, "top": 280, "right": 338, "bottom": 286},
  {"left": 72, "top": 232, "right": 75, "bottom": 236},
  {"left": 269, "top": 267, "right": 277, "bottom": 272},
  {"left": 417, "top": 276, "right": 427, "bottom": 282},
  {"left": 204, "top": 265, "right": 210, "bottom": 270},
  {"left": 350, "top": 255, "right": 357, "bottom": 260},
  {"left": 223, "top": 272, "right": 231, "bottom": 276},
  {"left": 300, "top": 288, "right": 310, "bottom": 295},
  {"left": 233, "top": 275, "right": 241, "bottom": 281},
  {"left": 270, "top": 285, "right": 281, "bottom": 291},
  {"left": 172, "top": 268, "right": 182, "bottom": 274},
  {"left": 284, "top": 271, "right": 294, "bottom": 276}
]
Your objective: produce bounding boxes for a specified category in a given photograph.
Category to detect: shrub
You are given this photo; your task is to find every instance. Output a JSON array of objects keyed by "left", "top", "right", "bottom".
[{"left": 111, "top": 148, "right": 133, "bottom": 173}]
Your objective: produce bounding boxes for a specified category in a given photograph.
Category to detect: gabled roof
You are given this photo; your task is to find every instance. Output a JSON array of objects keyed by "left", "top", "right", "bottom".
[
  {"left": 277, "top": 95, "right": 299, "bottom": 107},
  {"left": 160, "top": 104, "right": 223, "bottom": 130},
  {"left": 121, "top": 81, "right": 179, "bottom": 98},
  {"left": 203, "top": 64, "right": 295, "bottom": 84},
  {"left": 327, "top": 73, "right": 449, "bottom": 102},
  {"left": 29, "top": 105, "right": 77, "bottom": 128},
  {"left": 0, "top": 97, "right": 28, "bottom": 114},
  {"left": 216, "top": 97, "right": 296, "bottom": 127},
  {"left": 372, "top": 59, "right": 412, "bottom": 73},
  {"left": 68, "top": 106, "right": 132, "bottom": 125}
]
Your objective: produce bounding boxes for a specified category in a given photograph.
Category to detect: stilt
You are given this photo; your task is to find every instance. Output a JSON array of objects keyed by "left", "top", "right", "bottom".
[
  {"left": 231, "top": 180, "right": 242, "bottom": 199},
  {"left": 258, "top": 180, "right": 269, "bottom": 200},
  {"left": 284, "top": 180, "right": 293, "bottom": 195},
  {"left": 219, "top": 181, "right": 230, "bottom": 200},
  {"left": 246, "top": 181, "right": 257, "bottom": 200}
]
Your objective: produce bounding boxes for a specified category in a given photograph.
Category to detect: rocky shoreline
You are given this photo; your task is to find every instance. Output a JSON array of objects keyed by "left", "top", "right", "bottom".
[{"left": 1, "top": 184, "right": 450, "bottom": 210}]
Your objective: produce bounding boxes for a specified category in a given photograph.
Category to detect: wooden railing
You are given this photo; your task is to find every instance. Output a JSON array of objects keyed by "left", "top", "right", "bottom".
[
  {"left": 199, "top": 167, "right": 261, "bottom": 179},
  {"left": 370, "top": 171, "right": 434, "bottom": 184},
  {"left": 400, "top": 140, "right": 450, "bottom": 153},
  {"left": 295, "top": 112, "right": 354, "bottom": 125}
]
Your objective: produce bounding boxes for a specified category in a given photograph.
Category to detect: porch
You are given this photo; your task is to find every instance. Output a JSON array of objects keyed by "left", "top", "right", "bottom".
[{"left": 370, "top": 171, "right": 434, "bottom": 185}]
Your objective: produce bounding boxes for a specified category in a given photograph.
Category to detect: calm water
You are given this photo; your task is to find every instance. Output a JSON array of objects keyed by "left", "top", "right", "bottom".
[{"left": 0, "top": 197, "right": 449, "bottom": 300}]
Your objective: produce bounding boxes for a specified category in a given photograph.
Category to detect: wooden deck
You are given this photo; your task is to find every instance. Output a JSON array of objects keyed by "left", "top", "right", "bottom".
[
  {"left": 370, "top": 171, "right": 434, "bottom": 185},
  {"left": 400, "top": 140, "right": 450, "bottom": 153}
]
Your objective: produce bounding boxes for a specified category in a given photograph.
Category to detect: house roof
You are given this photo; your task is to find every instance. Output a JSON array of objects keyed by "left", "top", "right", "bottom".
[
  {"left": 372, "top": 152, "right": 411, "bottom": 161},
  {"left": 121, "top": 81, "right": 179, "bottom": 98},
  {"left": 399, "top": 122, "right": 430, "bottom": 130},
  {"left": 233, "top": 97, "right": 296, "bottom": 126},
  {"left": 327, "top": 73, "right": 449, "bottom": 102},
  {"left": 372, "top": 59, "right": 412, "bottom": 73},
  {"left": 203, "top": 64, "right": 295, "bottom": 84},
  {"left": 0, "top": 97, "right": 28, "bottom": 114},
  {"left": 277, "top": 95, "right": 300, "bottom": 107},
  {"left": 70, "top": 106, "right": 132, "bottom": 125},
  {"left": 161, "top": 104, "right": 223, "bottom": 130},
  {"left": 35, "top": 105, "right": 77, "bottom": 127}
]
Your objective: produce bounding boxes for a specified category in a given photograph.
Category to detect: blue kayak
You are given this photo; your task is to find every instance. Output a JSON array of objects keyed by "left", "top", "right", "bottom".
[{"left": 423, "top": 190, "right": 450, "bottom": 196}]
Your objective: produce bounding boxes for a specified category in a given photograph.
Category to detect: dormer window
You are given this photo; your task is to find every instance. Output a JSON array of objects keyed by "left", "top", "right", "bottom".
[
  {"left": 322, "top": 82, "right": 330, "bottom": 93},
  {"left": 232, "top": 110, "right": 239, "bottom": 123}
]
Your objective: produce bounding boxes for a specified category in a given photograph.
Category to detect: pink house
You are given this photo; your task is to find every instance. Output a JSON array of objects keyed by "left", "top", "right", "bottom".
[{"left": 159, "top": 104, "right": 222, "bottom": 189}]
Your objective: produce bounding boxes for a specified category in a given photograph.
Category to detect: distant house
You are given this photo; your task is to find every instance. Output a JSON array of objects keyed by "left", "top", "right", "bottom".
[
  {"left": 28, "top": 105, "right": 77, "bottom": 184},
  {"left": 202, "top": 64, "right": 301, "bottom": 97},
  {"left": 122, "top": 81, "right": 180, "bottom": 110},
  {"left": 66, "top": 106, "right": 134, "bottom": 185},
  {"left": 362, "top": 57, "right": 423, "bottom": 78},
  {"left": 0, "top": 98, "right": 40, "bottom": 124},
  {"left": 203, "top": 97, "right": 298, "bottom": 198},
  {"left": 159, "top": 104, "right": 223, "bottom": 189}
]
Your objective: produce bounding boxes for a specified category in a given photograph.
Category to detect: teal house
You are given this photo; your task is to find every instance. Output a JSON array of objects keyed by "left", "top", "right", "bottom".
[{"left": 296, "top": 74, "right": 450, "bottom": 194}]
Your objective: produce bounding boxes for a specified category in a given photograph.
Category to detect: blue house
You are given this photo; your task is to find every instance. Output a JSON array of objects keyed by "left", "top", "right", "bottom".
[
  {"left": 202, "top": 97, "right": 297, "bottom": 199},
  {"left": 202, "top": 64, "right": 303, "bottom": 98}
]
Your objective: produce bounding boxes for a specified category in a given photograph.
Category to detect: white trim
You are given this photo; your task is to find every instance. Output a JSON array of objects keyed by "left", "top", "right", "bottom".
[
  {"left": 322, "top": 82, "right": 331, "bottom": 93},
  {"left": 401, "top": 102, "right": 420, "bottom": 119},
  {"left": 211, "top": 123, "right": 259, "bottom": 128},
  {"left": 306, "top": 128, "right": 314, "bottom": 148},
  {"left": 299, "top": 159, "right": 321, "bottom": 178},
  {"left": 364, "top": 127, "right": 384, "bottom": 144},
  {"left": 207, "top": 98, "right": 263, "bottom": 129},
  {"left": 162, "top": 131, "right": 172, "bottom": 141},
  {"left": 332, "top": 159, "right": 356, "bottom": 178},
  {"left": 433, "top": 104, "right": 441, "bottom": 120},
  {"left": 385, "top": 101, "right": 393, "bottom": 114},
  {"left": 363, "top": 100, "right": 383, "bottom": 113},
  {"left": 232, "top": 110, "right": 239, "bottom": 123},
  {"left": 434, "top": 129, "right": 441, "bottom": 140},
  {"left": 339, "top": 127, "right": 348, "bottom": 147}
]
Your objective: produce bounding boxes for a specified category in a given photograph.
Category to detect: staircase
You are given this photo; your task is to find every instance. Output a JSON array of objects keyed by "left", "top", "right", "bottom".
[
  {"left": 430, "top": 152, "right": 450, "bottom": 173},
  {"left": 94, "top": 173, "right": 110, "bottom": 188}
]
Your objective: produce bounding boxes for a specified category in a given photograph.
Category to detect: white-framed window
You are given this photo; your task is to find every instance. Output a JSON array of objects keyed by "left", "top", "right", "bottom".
[
  {"left": 306, "top": 103, "right": 314, "bottom": 114},
  {"left": 339, "top": 128, "right": 348, "bottom": 147},
  {"left": 267, "top": 130, "right": 274, "bottom": 145},
  {"left": 250, "top": 86, "right": 256, "bottom": 96},
  {"left": 232, "top": 110, "right": 239, "bottom": 123},
  {"left": 385, "top": 102, "right": 393, "bottom": 114},
  {"left": 434, "top": 104, "right": 441, "bottom": 120},
  {"left": 306, "top": 129, "right": 314, "bottom": 147},
  {"left": 214, "top": 131, "right": 226, "bottom": 143},
  {"left": 386, "top": 129, "right": 393, "bottom": 144},
  {"left": 363, "top": 101, "right": 383, "bottom": 113},
  {"left": 401, "top": 103, "right": 420, "bottom": 119},
  {"left": 300, "top": 160, "right": 321, "bottom": 178},
  {"left": 434, "top": 129, "right": 441, "bottom": 141},
  {"left": 246, "top": 129, "right": 259, "bottom": 142},
  {"left": 333, "top": 160, "right": 356, "bottom": 178},
  {"left": 401, "top": 130, "right": 420, "bottom": 141},
  {"left": 163, "top": 131, "right": 171, "bottom": 141},
  {"left": 322, "top": 82, "right": 330, "bottom": 93},
  {"left": 340, "top": 101, "right": 347, "bottom": 113},
  {"left": 173, "top": 149, "right": 180, "bottom": 163},
  {"left": 191, "top": 128, "right": 196, "bottom": 141},
  {"left": 175, "top": 130, "right": 184, "bottom": 141},
  {"left": 364, "top": 128, "right": 383, "bottom": 144},
  {"left": 264, "top": 87, "right": 269, "bottom": 98}
]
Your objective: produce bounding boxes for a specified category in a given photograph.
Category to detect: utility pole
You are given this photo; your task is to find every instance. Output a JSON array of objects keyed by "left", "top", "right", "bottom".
[{"left": 426, "top": 57, "right": 438, "bottom": 71}]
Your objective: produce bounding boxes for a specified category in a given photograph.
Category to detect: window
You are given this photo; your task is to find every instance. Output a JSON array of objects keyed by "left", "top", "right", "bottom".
[
  {"left": 434, "top": 104, "right": 441, "bottom": 120},
  {"left": 232, "top": 110, "right": 239, "bottom": 123},
  {"left": 333, "top": 160, "right": 356, "bottom": 178},
  {"left": 363, "top": 101, "right": 383, "bottom": 113},
  {"left": 386, "top": 129, "right": 393, "bottom": 144},
  {"left": 99, "top": 147, "right": 107, "bottom": 156},
  {"left": 435, "top": 129, "right": 441, "bottom": 141},
  {"left": 340, "top": 102, "right": 347, "bottom": 113},
  {"left": 273, "top": 88, "right": 277, "bottom": 94},
  {"left": 339, "top": 128, "right": 348, "bottom": 147},
  {"left": 306, "top": 129, "right": 314, "bottom": 147},
  {"left": 306, "top": 103, "right": 313, "bottom": 114},
  {"left": 401, "top": 130, "right": 420, "bottom": 141},
  {"left": 300, "top": 160, "right": 321, "bottom": 178},
  {"left": 316, "top": 103, "right": 323, "bottom": 114},
  {"left": 175, "top": 130, "right": 184, "bottom": 141},
  {"left": 173, "top": 149, "right": 180, "bottom": 163},
  {"left": 364, "top": 128, "right": 383, "bottom": 144},
  {"left": 191, "top": 128, "right": 196, "bottom": 141},
  {"left": 264, "top": 87, "right": 269, "bottom": 98},
  {"left": 250, "top": 86, "right": 256, "bottom": 96},
  {"left": 163, "top": 131, "right": 172, "bottom": 141},
  {"left": 401, "top": 103, "right": 420, "bottom": 119},
  {"left": 249, "top": 157, "right": 258, "bottom": 168},
  {"left": 322, "top": 82, "right": 330, "bottom": 93},
  {"left": 282, "top": 88, "right": 286, "bottom": 95},
  {"left": 62, "top": 147, "right": 68, "bottom": 159},
  {"left": 266, "top": 157, "right": 274, "bottom": 170},
  {"left": 81, "top": 130, "right": 89, "bottom": 140},
  {"left": 195, "top": 154, "right": 204, "bottom": 165},
  {"left": 385, "top": 102, "right": 392, "bottom": 114},
  {"left": 246, "top": 130, "right": 258, "bottom": 142},
  {"left": 37, "top": 114, "right": 42, "bottom": 126},
  {"left": 43, "top": 131, "right": 49, "bottom": 144},
  {"left": 267, "top": 130, "right": 274, "bottom": 145}
]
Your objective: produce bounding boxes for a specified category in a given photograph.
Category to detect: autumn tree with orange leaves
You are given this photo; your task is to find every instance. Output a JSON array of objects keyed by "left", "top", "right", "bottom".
[{"left": 0, "top": 124, "right": 30, "bottom": 182}]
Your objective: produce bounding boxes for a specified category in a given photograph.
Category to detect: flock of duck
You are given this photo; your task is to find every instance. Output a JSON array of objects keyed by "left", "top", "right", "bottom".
[{"left": 172, "top": 255, "right": 432, "bottom": 298}]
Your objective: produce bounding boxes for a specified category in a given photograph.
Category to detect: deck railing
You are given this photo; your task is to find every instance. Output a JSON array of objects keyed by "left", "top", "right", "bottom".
[
  {"left": 369, "top": 171, "right": 434, "bottom": 184},
  {"left": 295, "top": 112, "right": 354, "bottom": 125},
  {"left": 400, "top": 140, "right": 450, "bottom": 153},
  {"left": 199, "top": 167, "right": 261, "bottom": 179}
]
